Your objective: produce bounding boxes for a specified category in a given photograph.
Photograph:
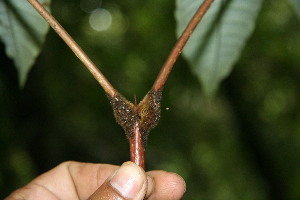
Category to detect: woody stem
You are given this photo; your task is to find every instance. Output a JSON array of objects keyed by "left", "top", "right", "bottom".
[
  {"left": 27, "top": 0, "right": 117, "bottom": 97},
  {"left": 153, "top": 0, "right": 215, "bottom": 91},
  {"left": 130, "top": 123, "right": 145, "bottom": 169}
]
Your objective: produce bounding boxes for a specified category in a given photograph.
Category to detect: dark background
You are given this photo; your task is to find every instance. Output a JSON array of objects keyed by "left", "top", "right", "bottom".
[{"left": 1, "top": 0, "right": 300, "bottom": 199}]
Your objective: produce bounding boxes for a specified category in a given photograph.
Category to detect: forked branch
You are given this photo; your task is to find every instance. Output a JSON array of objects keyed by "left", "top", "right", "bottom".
[
  {"left": 27, "top": 0, "right": 117, "bottom": 97},
  {"left": 27, "top": 0, "right": 215, "bottom": 170}
]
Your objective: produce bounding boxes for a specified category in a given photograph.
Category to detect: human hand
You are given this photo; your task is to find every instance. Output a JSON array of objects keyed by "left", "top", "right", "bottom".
[{"left": 5, "top": 161, "right": 186, "bottom": 200}]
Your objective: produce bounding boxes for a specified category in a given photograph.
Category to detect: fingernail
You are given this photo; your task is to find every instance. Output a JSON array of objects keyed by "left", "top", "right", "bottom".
[{"left": 110, "top": 162, "right": 144, "bottom": 199}]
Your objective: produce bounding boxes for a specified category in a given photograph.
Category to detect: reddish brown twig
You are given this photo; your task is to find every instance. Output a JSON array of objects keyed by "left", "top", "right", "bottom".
[
  {"left": 130, "top": 123, "right": 145, "bottom": 169},
  {"left": 27, "top": 0, "right": 117, "bottom": 97},
  {"left": 153, "top": 0, "right": 215, "bottom": 91}
]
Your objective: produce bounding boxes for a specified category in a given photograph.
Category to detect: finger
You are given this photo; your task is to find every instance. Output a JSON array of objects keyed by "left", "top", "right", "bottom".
[
  {"left": 5, "top": 161, "right": 118, "bottom": 200},
  {"left": 5, "top": 184, "right": 60, "bottom": 200},
  {"left": 146, "top": 170, "right": 186, "bottom": 200},
  {"left": 67, "top": 162, "right": 118, "bottom": 199},
  {"left": 88, "top": 161, "right": 148, "bottom": 200}
]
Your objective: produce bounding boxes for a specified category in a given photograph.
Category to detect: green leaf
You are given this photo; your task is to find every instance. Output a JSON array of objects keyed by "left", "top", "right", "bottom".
[
  {"left": 175, "top": 0, "right": 263, "bottom": 95},
  {"left": 0, "top": 0, "right": 51, "bottom": 86},
  {"left": 290, "top": 0, "right": 300, "bottom": 20}
]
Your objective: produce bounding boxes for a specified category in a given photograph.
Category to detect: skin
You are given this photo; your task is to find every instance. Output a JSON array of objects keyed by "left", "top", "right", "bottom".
[{"left": 5, "top": 161, "right": 186, "bottom": 200}]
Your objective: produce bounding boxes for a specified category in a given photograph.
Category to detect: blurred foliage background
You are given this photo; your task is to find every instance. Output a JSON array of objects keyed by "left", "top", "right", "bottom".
[{"left": 1, "top": 0, "right": 300, "bottom": 199}]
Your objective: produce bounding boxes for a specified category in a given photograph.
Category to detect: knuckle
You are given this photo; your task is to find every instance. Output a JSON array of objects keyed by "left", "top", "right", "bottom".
[{"left": 5, "top": 185, "right": 35, "bottom": 200}]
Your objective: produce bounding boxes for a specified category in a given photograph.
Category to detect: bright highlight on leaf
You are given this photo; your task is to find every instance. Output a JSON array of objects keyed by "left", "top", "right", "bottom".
[
  {"left": 0, "top": 0, "right": 51, "bottom": 87},
  {"left": 290, "top": 0, "right": 300, "bottom": 20},
  {"left": 175, "top": 0, "right": 263, "bottom": 96}
]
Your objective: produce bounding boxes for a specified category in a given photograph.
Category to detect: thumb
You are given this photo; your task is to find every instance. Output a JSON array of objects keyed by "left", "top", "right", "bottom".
[{"left": 88, "top": 161, "right": 148, "bottom": 200}]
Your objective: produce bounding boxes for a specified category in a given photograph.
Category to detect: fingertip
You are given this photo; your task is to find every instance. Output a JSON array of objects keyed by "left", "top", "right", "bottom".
[
  {"left": 167, "top": 172, "right": 186, "bottom": 198},
  {"left": 109, "top": 161, "right": 146, "bottom": 199},
  {"left": 147, "top": 171, "right": 186, "bottom": 200},
  {"left": 88, "top": 161, "right": 148, "bottom": 200}
]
